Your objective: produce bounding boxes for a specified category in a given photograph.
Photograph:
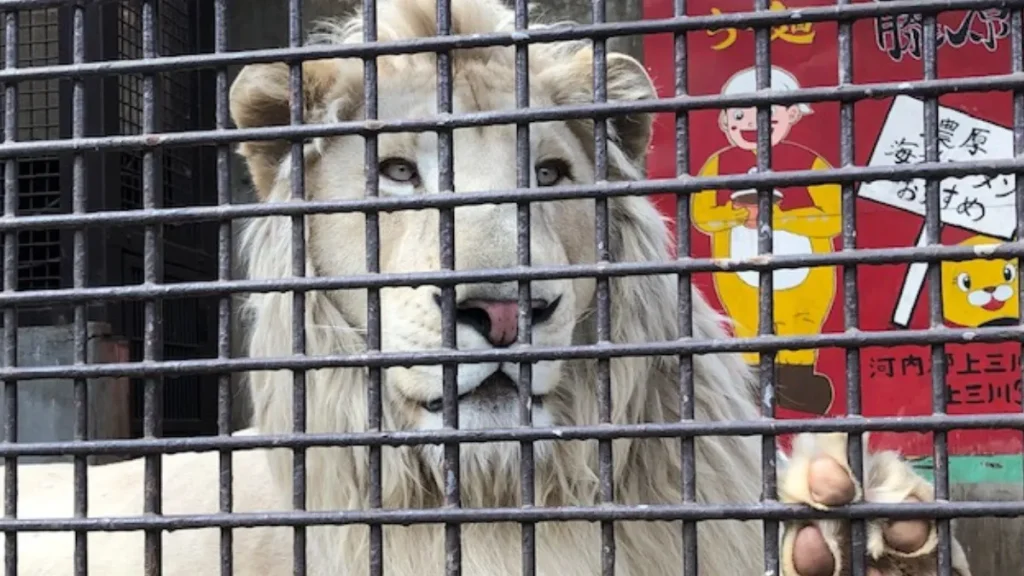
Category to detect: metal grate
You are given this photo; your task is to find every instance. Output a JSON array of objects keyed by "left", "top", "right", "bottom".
[
  {"left": 0, "top": 7, "right": 61, "bottom": 295},
  {"left": 115, "top": 0, "right": 219, "bottom": 437},
  {"left": 125, "top": 260, "right": 216, "bottom": 438},
  {"left": 0, "top": 0, "right": 1017, "bottom": 575}
]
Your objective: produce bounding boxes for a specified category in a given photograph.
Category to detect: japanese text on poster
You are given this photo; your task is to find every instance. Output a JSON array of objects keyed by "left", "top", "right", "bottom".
[{"left": 858, "top": 95, "right": 1015, "bottom": 240}]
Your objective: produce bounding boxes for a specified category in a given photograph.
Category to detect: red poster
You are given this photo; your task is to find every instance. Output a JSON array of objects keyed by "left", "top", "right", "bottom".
[{"left": 642, "top": 0, "right": 1021, "bottom": 458}]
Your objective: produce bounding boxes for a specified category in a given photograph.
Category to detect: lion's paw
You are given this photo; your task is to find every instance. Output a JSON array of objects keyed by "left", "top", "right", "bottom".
[{"left": 778, "top": 433, "right": 972, "bottom": 576}]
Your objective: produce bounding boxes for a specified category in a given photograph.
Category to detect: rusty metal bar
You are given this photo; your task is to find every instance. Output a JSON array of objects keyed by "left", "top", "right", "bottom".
[
  {"left": 0, "top": 0, "right": 1015, "bottom": 78},
  {"left": 2, "top": 9, "right": 16, "bottom": 576},
  {"left": 0, "top": 2, "right": 1017, "bottom": 576},
  {"left": 837, "top": 0, "right": 866, "bottom": 574},
  {"left": 286, "top": 1, "right": 308, "bottom": 575},
  {"left": 71, "top": 2, "right": 88, "bottom": 575},
  {"left": 0, "top": 411, "right": 1011, "bottom": 459},
  {"left": 513, "top": 0, "right": 537, "bottom": 573},
  {"left": 214, "top": 0, "right": 234, "bottom": 574},
  {"left": 140, "top": 3, "right": 164, "bottom": 576},
  {"left": 361, "top": 0, "right": 384, "bottom": 573}
]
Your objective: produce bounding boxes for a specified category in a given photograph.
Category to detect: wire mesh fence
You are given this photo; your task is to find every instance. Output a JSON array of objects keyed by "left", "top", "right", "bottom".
[{"left": 0, "top": 0, "right": 1019, "bottom": 575}]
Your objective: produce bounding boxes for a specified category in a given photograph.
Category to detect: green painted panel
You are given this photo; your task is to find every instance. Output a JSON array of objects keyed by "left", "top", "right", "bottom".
[{"left": 908, "top": 455, "right": 1023, "bottom": 484}]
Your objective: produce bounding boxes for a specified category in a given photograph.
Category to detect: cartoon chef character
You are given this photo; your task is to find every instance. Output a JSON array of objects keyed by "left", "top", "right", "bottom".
[{"left": 692, "top": 65, "right": 842, "bottom": 416}]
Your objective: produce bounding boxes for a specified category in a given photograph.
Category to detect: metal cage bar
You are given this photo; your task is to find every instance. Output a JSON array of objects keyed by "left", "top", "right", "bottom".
[
  {"left": 2, "top": 9, "right": 17, "bottom": 576},
  {"left": 512, "top": 0, "right": 536, "bottom": 574},
  {"left": 70, "top": 2, "right": 87, "bottom": 576},
  {"left": 0, "top": 0, "right": 1014, "bottom": 77},
  {"left": 672, "top": 0, "right": 697, "bottom": 572},
  {"left": 921, "top": 10, "right": 954, "bottom": 576},
  {"left": 3, "top": 86, "right": 1024, "bottom": 156},
  {"left": 1015, "top": 4, "right": 1024, "bottom": 574},
  {"left": 2, "top": 323, "right": 1024, "bottom": 380},
  {"left": 0, "top": 410, "right": 1021, "bottom": 456},
  {"left": 361, "top": 0, "right": 384, "bottom": 573},
  {"left": 0, "top": 0, "right": 1019, "bottom": 575},
  {"left": 836, "top": 1, "right": 867, "bottom": 574},
  {"left": 140, "top": 2, "right": 165, "bottom": 576},
  {"left": 214, "top": 0, "right": 233, "bottom": 575},
  {"left": 286, "top": 0, "right": 309, "bottom": 574},
  {"left": 751, "top": 1, "right": 779, "bottom": 574},
  {"left": 435, "top": 0, "right": 463, "bottom": 571},
  {"left": 589, "top": 0, "right": 615, "bottom": 574}
]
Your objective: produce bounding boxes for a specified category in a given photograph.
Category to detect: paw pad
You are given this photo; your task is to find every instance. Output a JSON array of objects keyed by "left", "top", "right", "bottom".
[{"left": 778, "top": 433, "right": 973, "bottom": 576}]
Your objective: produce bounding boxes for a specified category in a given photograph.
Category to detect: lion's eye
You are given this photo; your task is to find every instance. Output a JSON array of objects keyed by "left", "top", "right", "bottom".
[
  {"left": 535, "top": 159, "right": 570, "bottom": 187},
  {"left": 380, "top": 158, "right": 420, "bottom": 185}
]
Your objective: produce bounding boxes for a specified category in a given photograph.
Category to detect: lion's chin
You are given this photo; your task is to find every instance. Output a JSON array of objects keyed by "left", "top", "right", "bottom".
[
  {"left": 414, "top": 371, "right": 556, "bottom": 431},
  {"left": 408, "top": 372, "right": 559, "bottom": 494}
]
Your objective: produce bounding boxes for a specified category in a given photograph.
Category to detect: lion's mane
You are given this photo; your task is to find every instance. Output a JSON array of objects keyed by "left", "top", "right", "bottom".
[{"left": 235, "top": 0, "right": 768, "bottom": 574}]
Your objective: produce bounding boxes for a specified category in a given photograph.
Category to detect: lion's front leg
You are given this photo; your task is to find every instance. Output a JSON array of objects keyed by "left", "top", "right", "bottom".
[{"left": 777, "top": 433, "right": 973, "bottom": 576}]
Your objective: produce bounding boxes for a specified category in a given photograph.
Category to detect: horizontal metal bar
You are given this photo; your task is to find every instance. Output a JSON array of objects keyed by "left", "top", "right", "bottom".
[
  {"left": 0, "top": 0, "right": 1013, "bottom": 82},
  {"left": 0, "top": 242, "right": 1022, "bottom": 307},
  {"left": 0, "top": 500, "right": 1018, "bottom": 533},
  {"left": 0, "top": 324, "right": 1019, "bottom": 382},
  {"left": 0, "top": 413, "right": 1019, "bottom": 459},
  {"left": 0, "top": 0, "right": 1014, "bottom": 561},
  {"left": 0, "top": 0, "right": 110, "bottom": 7},
  {"left": 0, "top": 73, "right": 1021, "bottom": 158},
  {"left": 0, "top": 154, "right": 1016, "bottom": 234}
]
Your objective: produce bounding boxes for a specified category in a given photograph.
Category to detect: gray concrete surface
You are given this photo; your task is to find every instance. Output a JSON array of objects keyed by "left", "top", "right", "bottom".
[
  {"left": 951, "top": 483, "right": 1023, "bottom": 575},
  {"left": 0, "top": 322, "right": 131, "bottom": 464}
]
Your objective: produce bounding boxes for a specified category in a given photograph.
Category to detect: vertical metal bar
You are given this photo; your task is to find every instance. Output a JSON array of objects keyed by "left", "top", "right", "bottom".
[
  {"left": 920, "top": 10, "right": 951, "bottom": 576},
  {"left": 362, "top": 0, "right": 383, "bottom": 573},
  {"left": 434, "top": 0, "right": 461, "bottom": 574},
  {"left": 752, "top": 0, "right": 778, "bottom": 573},
  {"left": 287, "top": 1, "right": 308, "bottom": 575},
  {"left": 590, "top": 0, "right": 614, "bottom": 573},
  {"left": 214, "top": 0, "right": 233, "bottom": 575},
  {"left": 1014, "top": 0, "right": 1024, "bottom": 537},
  {"left": 672, "top": 0, "right": 697, "bottom": 573},
  {"left": 513, "top": 0, "right": 536, "bottom": 574},
  {"left": 141, "top": 1, "right": 164, "bottom": 575},
  {"left": 836, "top": 2, "right": 865, "bottom": 576},
  {"left": 1, "top": 10, "right": 16, "bottom": 576},
  {"left": 71, "top": 2, "right": 88, "bottom": 575}
]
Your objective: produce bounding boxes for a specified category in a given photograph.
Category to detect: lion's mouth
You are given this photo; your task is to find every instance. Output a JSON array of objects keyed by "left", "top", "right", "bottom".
[{"left": 422, "top": 371, "right": 545, "bottom": 412}]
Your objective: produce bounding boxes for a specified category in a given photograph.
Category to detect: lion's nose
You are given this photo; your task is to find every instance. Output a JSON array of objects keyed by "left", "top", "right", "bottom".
[{"left": 454, "top": 298, "right": 560, "bottom": 347}]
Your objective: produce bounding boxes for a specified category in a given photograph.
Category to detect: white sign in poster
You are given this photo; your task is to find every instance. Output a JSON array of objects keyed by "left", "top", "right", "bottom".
[{"left": 858, "top": 95, "right": 1015, "bottom": 327}]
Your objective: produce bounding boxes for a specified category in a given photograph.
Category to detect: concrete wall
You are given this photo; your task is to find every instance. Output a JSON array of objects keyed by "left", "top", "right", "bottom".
[
  {"left": 0, "top": 323, "right": 132, "bottom": 465},
  {"left": 952, "top": 484, "right": 1023, "bottom": 575}
]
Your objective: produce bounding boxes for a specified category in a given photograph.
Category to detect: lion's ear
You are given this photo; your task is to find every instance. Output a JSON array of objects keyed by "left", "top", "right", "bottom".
[
  {"left": 229, "top": 59, "right": 348, "bottom": 200},
  {"left": 603, "top": 53, "right": 657, "bottom": 163},
  {"left": 541, "top": 48, "right": 657, "bottom": 166}
]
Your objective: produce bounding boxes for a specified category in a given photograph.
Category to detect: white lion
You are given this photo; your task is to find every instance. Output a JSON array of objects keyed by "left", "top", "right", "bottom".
[{"left": 0, "top": 0, "right": 974, "bottom": 574}]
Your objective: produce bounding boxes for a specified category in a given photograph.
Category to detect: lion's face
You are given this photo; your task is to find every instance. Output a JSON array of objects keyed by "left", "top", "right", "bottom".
[
  {"left": 307, "top": 69, "right": 601, "bottom": 435},
  {"left": 230, "top": 1, "right": 661, "bottom": 483}
]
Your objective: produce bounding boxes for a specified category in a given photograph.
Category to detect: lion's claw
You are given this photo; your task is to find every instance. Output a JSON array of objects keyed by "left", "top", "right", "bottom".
[{"left": 779, "top": 433, "right": 972, "bottom": 576}]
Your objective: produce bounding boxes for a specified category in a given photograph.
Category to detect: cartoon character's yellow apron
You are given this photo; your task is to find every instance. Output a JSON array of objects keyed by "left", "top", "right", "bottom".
[{"left": 693, "top": 145, "right": 843, "bottom": 415}]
